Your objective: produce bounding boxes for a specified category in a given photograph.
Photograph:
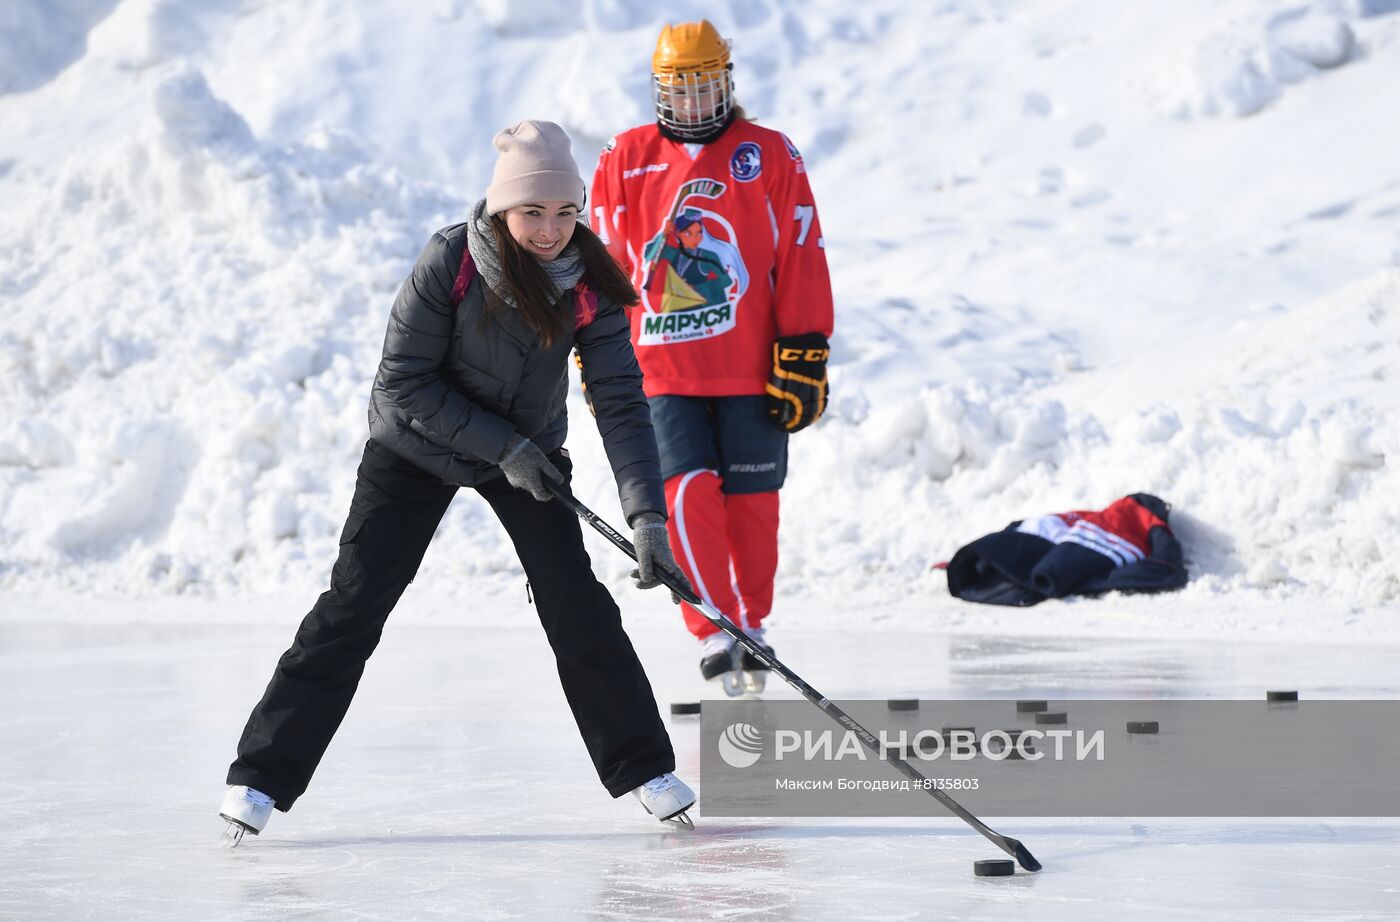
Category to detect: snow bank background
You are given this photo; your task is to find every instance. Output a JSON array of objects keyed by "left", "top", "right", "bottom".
[{"left": 2, "top": 0, "right": 1398, "bottom": 634}]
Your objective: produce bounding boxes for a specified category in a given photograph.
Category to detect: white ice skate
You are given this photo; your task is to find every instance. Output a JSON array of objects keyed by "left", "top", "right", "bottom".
[
  {"left": 631, "top": 772, "right": 696, "bottom": 830},
  {"left": 699, "top": 632, "right": 743, "bottom": 697},
  {"left": 218, "top": 785, "right": 275, "bottom": 847}
]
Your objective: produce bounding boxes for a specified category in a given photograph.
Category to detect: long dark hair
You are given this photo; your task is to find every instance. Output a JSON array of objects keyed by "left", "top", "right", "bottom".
[{"left": 485, "top": 216, "right": 639, "bottom": 348}]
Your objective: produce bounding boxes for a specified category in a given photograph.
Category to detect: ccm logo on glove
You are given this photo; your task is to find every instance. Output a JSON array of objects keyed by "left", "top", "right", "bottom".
[
  {"left": 766, "top": 332, "right": 830, "bottom": 433},
  {"left": 777, "top": 346, "right": 830, "bottom": 363}
]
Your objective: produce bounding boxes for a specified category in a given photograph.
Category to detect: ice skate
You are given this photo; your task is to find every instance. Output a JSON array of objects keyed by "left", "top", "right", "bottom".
[
  {"left": 218, "top": 785, "right": 275, "bottom": 847},
  {"left": 699, "top": 631, "right": 743, "bottom": 697},
  {"left": 738, "top": 627, "right": 774, "bottom": 695},
  {"left": 631, "top": 772, "right": 696, "bottom": 830}
]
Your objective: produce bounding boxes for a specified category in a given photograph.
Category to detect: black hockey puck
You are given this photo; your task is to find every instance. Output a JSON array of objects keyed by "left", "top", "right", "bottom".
[
  {"left": 1127, "top": 721, "right": 1159, "bottom": 734},
  {"left": 669, "top": 702, "right": 702, "bottom": 716},
  {"left": 1035, "top": 711, "right": 1067, "bottom": 725},
  {"left": 1016, "top": 700, "right": 1048, "bottom": 713},
  {"left": 974, "top": 859, "right": 1015, "bottom": 877},
  {"left": 1266, "top": 690, "right": 1299, "bottom": 701},
  {"left": 888, "top": 699, "right": 920, "bottom": 711}
]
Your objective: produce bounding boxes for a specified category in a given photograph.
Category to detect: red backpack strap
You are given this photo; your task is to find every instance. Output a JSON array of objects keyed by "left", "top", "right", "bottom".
[
  {"left": 573, "top": 280, "right": 599, "bottom": 330},
  {"left": 450, "top": 245, "right": 476, "bottom": 306}
]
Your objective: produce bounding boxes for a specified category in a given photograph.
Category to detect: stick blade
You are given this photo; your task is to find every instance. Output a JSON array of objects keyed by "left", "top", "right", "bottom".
[{"left": 1010, "top": 839, "right": 1042, "bottom": 872}]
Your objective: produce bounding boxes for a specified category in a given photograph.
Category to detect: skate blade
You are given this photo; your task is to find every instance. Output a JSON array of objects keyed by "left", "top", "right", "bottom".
[
  {"left": 663, "top": 811, "right": 695, "bottom": 831},
  {"left": 740, "top": 670, "right": 767, "bottom": 695},
  {"left": 219, "top": 821, "right": 248, "bottom": 848}
]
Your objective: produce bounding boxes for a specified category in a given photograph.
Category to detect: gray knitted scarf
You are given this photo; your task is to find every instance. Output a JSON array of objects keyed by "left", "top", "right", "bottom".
[{"left": 466, "top": 198, "right": 584, "bottom": 310}]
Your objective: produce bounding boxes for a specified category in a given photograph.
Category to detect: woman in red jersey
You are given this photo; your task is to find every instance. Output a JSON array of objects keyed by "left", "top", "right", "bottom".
[{"left": 588, "top": 20, "right": 835, "bottom": 693}]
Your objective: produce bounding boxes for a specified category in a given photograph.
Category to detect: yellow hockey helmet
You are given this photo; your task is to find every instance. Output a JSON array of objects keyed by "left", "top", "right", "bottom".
[
  {"left": 652, "top": 19, "right": 732, "bottom": 75},
  {"left": 651, "top": 20, "right": 735, "bottom": 140}
]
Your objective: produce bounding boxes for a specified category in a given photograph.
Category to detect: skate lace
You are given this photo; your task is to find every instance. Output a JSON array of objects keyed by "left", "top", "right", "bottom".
[{"left": 641, "top": 774, "right": 676, "bottom": 797}]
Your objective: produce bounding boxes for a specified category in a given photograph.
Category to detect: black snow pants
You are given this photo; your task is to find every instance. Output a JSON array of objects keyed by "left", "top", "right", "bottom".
[{"left": 227, "top": 438, "right": 675, "bottom": 809}]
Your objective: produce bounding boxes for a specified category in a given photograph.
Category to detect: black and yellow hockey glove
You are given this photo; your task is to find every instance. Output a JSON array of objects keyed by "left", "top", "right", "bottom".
[{"left": 765, "top": 332, "right": 830, "bottom": 433}]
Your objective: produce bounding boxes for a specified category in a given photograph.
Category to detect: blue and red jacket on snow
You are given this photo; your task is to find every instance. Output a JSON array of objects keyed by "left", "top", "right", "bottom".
[{"left": 944, "top": 493, "right": 1188, "bottom": 606}]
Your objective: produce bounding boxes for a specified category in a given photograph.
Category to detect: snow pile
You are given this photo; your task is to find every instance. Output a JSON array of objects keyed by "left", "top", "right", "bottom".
[
  {"left": 0, "top": 62, "right": 464, "bottom": 594},
  {"left": 1, "top": 0, "right": 1398, "bottom": 629},
  {"left": 0, "top": 0, "right": 117, "bottom": 94},
  {"left": 1142, "top": 5, "right": 1360, "bottom": 118},
  {"left": 781, "top": 270, "right": 1400, "bottom": 607}
]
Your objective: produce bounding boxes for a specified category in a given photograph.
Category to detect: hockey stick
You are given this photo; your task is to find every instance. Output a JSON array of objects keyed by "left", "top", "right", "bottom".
[{"left": 544, "top": 479, "right": 1042, "bottom": 872}]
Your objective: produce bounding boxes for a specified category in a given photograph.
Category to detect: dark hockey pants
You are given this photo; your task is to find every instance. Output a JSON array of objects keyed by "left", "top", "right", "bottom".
[{"left": 227, "top": 439, "right": 675, "bottom": 809}]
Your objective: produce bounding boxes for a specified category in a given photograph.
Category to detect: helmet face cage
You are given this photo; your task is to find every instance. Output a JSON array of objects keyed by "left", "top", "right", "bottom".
[{"left": 652, "top": 68, "right": 734, "bottom": 140}]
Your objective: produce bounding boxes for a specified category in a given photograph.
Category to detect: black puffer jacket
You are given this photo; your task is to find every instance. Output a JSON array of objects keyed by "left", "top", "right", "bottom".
[{"left": 367, "top": 223, "right": 665, "bottom": 521}]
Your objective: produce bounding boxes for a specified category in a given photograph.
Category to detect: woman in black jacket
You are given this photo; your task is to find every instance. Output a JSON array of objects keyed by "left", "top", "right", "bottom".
[{"left": 218, "top": 120, "right": 696, "bottom": 844}]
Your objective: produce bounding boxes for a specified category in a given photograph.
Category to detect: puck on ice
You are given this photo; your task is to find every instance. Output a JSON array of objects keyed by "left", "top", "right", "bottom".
[
  {"left": 987, "top": 731, "right": 1027, "bottom": 757},
  {"left": 1266, "top": 690, "right": 1299, "bottom": 701},
  {"left": 1035, "top": 711, "right": 1068, "bottom": 724},
  {"left": 974, "top": 859, "right": 1015, "bottom": 877},
  {"left": 1016, "top": 700, "right": 1048, "bottom": 713},
  {"left": 1127, "top": 721, "right": 1159, "bottom": 734},
  {"left": 669, "top": 702, "right": 702, "bottom": 716},
  {"left": 888, "top": 699, "right": 920, "bottom": 711}
]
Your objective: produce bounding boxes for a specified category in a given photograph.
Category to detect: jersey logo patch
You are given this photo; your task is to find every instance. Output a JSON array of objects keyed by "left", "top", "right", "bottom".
[
  {"left": 637, "top": 178, "right": 750, "bottom": 346},
  {"left": 729, "top": 142, "right": 762, "bottom": 182}
]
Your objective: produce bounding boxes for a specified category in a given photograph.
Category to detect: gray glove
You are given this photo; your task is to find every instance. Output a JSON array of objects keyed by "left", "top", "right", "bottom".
[
  {"left": 497, "top": 434, "right": 562, "bottom": 501},
  {"left": 630, "top": 511, "right": 693, "bottom": 604}
]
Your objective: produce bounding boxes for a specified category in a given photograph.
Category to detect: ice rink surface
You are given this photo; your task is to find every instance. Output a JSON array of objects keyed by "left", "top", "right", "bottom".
[{"left": 2, "top": 602, "right": 1398, "bottom": 921}]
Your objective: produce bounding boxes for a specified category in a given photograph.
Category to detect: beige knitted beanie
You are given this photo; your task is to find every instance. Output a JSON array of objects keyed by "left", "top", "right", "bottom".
[{"left": 484, "top": 119, "right": 585, "bottom": 215}]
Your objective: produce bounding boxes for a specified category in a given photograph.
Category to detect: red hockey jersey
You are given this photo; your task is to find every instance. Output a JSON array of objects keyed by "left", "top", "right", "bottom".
[{"left": 590, "top": 120, "right": 835, "bottom": 397}]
